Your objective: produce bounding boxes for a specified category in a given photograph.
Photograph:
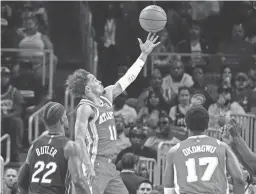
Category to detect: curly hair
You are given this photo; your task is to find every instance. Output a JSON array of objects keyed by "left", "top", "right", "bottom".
[{"left": 65, "top": 69, "right": 90, "bottom": 97}]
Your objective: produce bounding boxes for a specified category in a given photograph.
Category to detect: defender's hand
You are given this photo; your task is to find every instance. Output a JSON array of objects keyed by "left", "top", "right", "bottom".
[
  {"left": 82, "top": 163, "right": 96, "bottom": 184},
  {"left": 138, "top": 33, "right": 161, "bottom": 55},
  {"left": 228, "top": 117, "right": 241, "bottom": 138}
]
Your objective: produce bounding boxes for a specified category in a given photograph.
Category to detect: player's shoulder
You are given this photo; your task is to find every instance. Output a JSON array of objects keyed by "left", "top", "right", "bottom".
[
  {"left": 77, "top": 101, "right": 94, "bottom": 115},
  {"left": 64, "top": 140, "right": 80, "bottom": 158},
  {"left": 168, "top": 143, "right": 181, "bottom": 155}
]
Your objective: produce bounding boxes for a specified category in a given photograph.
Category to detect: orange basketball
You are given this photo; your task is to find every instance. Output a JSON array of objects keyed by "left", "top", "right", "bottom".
[{"left": 139, "top": 5, "right": 167, "bottom": 33}]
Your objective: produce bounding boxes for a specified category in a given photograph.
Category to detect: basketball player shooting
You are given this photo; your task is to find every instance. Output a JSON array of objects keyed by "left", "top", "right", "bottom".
[
  {"left": 66, "top": 33, "right": 160, "bottom": 194},
  {"left": 163, "top": 105, "right": 246, "bottom": 194}
]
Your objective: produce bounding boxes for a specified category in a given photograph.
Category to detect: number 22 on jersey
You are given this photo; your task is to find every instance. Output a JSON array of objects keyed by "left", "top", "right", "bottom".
[
  {"left": 185, "top": 157, "right": 218, "bottom": 183},
  {"left": 31, "top": 161, "right": 57, "bottom": 184}
]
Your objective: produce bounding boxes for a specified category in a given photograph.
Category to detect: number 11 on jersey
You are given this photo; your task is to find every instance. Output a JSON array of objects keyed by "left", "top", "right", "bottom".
[{"left": 109, "top": 126, "right": 117, "bottom": 140}]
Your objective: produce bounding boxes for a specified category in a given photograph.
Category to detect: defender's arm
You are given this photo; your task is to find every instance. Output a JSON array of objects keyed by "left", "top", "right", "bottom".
[
  {"left": 221, "top": 142, "right": 246, "bottom": 194},
  {"left": 230, "top": 135, "right": 256, "bottom": 175},
  {"left": 75, "top": 104, "right": 94, "bottom": 167},
  {"left": 64, "top": 141, "right": 91, "bottom": 194},
  {"left": 18, "top": 144, "right": 34, "bottom": 193},
  {"left": 163, "top": 144, "right": 179, "bottom": 194}
]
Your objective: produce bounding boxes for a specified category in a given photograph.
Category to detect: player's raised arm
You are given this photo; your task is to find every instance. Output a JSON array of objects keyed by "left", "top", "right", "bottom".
[
  {"left": 105, "top": 33, "right": 161, "bottom": 101},
  {"left": 18, "top": 144, "right": 34, "bottom": 194},
  {"left": 64, "top": 141, "right": 91, "bottom": 194},
  {"left": 221, "top": 142, "right": 245, "bottom": 194},
  {"left": 163, "top": 144, "right": 179, "bottom": 194},
  {"left": 75, "top": 104, "right": 95, "bottom": 181}
]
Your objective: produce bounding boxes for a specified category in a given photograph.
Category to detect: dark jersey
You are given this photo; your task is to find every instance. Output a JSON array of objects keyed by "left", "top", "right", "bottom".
[
  {"left": 28, "top": 134, "right": 72, "bottom": 194},
  {"left": 172, "top": 135, "right": 228, "bottom": 194}
]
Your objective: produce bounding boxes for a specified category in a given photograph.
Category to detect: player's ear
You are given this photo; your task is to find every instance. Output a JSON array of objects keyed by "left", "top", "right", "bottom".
[
  {"left": 59, "top": 117, "right": 63, "bottom": 125},
  {"left": 85, "top": 86, "right": 91, "bottom": 92}
]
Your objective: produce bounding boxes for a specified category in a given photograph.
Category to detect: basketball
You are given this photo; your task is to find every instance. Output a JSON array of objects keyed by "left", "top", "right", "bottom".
[{"left": 139, "top": 5, "right": 167, "bottom": 33}]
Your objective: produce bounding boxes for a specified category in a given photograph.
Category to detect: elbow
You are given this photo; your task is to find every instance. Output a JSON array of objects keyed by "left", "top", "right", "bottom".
[{"left": 233, "top": 176, "right": 246, "bottom": 186}]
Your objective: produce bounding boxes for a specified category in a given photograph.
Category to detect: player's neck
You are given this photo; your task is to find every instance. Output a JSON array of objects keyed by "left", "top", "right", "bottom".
[
  {"left": 85, "top": 94, "right": 103, "bottom": 106},
  {"left": 48, "top": 126, "right": 64, "bottom": 136},
  {"left": 188, "top": 131, "right": 206, "bottom": 137}
]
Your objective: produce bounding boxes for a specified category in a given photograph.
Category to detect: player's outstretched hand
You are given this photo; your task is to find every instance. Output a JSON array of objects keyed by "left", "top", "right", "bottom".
[
  {"left": 228, "top": 117, "right": 241, "bottom": 138},
  {"left": 138, "top": 32, "right": 161, "bottom": 55}
]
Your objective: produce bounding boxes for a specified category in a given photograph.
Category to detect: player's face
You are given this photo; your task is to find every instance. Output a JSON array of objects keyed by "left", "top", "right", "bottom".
[
  {"left": 137, "top": 183, "right": 152, "bottom": 194},
  {"left": 178, "top": 89, "right": 190, "bottom": 105},
  {"left": 86, "top": 74, "right": 104, "bottom": 95},
  {"left": 4, "top": 169, "right": 17, "bottom": 188}
]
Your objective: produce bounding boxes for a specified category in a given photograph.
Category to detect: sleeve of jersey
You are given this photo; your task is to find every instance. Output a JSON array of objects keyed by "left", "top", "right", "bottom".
[
  {"left": 230, "top": 136, "right": 256, "bottom": 175},
  {"left": 118, "top": 58, "right": 145, "bottom": 91}
]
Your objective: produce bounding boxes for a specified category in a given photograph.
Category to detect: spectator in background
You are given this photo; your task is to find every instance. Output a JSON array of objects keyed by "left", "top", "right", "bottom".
[
  {"left": 115, "top": 126, "right": 157, "bottom": 166},
  {"left": 1, "top": 67, "right": 24, "bottom": 162},
  {"left": 96, "top": 3, "right": 124, "bottom": 86},
  {"left": 29, "top": 1, "right": 49, "bottom": 33},
  {"left": 144, "top": 112, "right": 180, "bottom": 151},
  {"left": 114, "top": 94, "right": 137, "bottom": 126},
  {"left": 11, "top": 61, "right": 50, "bottom": 115},
  {"left": 3, "top": 168, "right": 18, "bottom": 194},
  {"left": 176, "top": 20, "right": 210, "bottom": 54},
  {"left": 137, "top": 161, "right": 149, "bottom": 179},
  {"left": 232, "top": 72, "right": 253, "bottom": 112},
  {"left": 137, "top": 180, "right": 153, "bottom": 194},
  {"left": 137, "top": 69, "right": 164, "bottom": 111},
  {"left": 166, "top": 2, "right": 192, "bottom": 45},
  {"left": 162, "top": 55, "right": 194, "bottom": 105},
  {"left": 191, "top": 66, "right": 215, "bottom": 109},
  {"left": 218, "top": 23, "right": 254, "bottom": 71},
  {"left": 18, "top": 16, "right": 57, "bottom": 79},
  {"left": 220, "top": 65, "right": 234, "bottom": 89},
  {"left": 169, "top": 86, "right": 191, "bottom": 140},
  {"left": 137, "top": 90, "right": 166, "bottom": 129},
  {"left": 120, "top": 153, "right": 148, "bottom": 194},
  {"left": 1, "top": 18, "right": 16, "bottom": 51},
  {"left": 248, "top": 68, "right": 256, "bottom": 91},
  {"left": 175, "top": 20, "right": 211, "bottom": 68},
  {"left": 208, "top": 87, "right": 245, "bottom": 130},
  {"left": 152, "top": 28, "right": 174, "bottom": 70},
  {"left": 114, "top": 115, "right": 131, "bottom": 157},
  {"left": 1, "top": 2, "right": 12, "bottom": 24},
  {"left": 245, "top": 11, "right": 256, "bottom": 53}
]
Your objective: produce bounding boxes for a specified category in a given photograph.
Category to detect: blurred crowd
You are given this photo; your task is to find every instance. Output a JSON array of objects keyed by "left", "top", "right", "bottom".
[{"left": 1, "top": 1, "right": 256, "bottom": 194}]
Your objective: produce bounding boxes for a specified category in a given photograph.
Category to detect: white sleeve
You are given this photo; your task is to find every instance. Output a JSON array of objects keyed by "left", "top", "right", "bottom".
[{"left": 118, "top": 58, "right": 145, "bottom": 91}]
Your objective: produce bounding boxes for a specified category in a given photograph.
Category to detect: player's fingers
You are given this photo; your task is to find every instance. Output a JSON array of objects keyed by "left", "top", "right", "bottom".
[
  {"left": 153, "top": 41, "right": 161, "bottom": 47},
  {"left": 147, "top": 32, "right": 151, "bottom": 40},
  {"left": 153, "top": 35, "right": 159, "bottom": 43},
  {"left": 137, "top": 38, "right": 143, "bottom": 45},
  {"left": 150, "top": 33, "right": 156, "bottom": 41}
]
